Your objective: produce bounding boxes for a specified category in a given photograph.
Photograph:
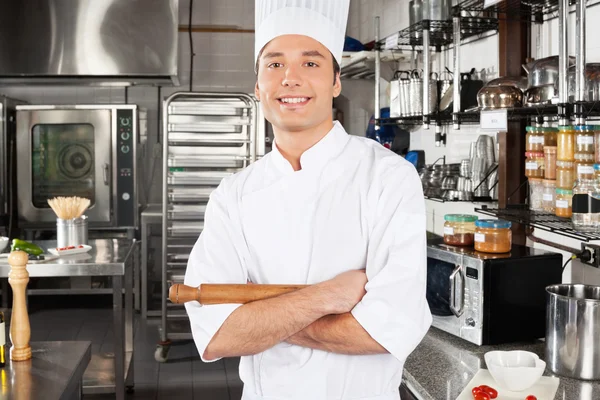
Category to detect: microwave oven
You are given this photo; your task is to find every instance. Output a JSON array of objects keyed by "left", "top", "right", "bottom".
[
  {"left": 15, "top": 104, "right": 139, "bottom": 229},
  {"left": 426, "top": 237, "right": 563, "bottom": 345}
]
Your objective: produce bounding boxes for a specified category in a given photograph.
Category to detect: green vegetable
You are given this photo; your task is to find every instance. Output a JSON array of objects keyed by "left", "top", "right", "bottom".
[{"left": 11, "top": 239, "right": 44, "bottom": 256}]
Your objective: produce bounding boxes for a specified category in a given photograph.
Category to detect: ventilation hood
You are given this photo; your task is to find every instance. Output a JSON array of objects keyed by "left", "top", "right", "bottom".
[{"left": 0, "top": 0, "right": 179, "bottom": 86}]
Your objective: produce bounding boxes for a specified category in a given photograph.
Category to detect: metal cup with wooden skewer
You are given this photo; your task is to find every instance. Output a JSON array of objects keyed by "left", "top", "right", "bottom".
[
  {"left": 7, "top": 251, "right": 31, "bottom": 361},
  {"left": 169, "top": 283, "right": 308, "bottom": 305}
]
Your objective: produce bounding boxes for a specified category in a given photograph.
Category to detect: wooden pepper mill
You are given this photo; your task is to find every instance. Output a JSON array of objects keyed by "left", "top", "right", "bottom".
[{"left": 7, "top": 251, "right": 31, "bottom": 361}]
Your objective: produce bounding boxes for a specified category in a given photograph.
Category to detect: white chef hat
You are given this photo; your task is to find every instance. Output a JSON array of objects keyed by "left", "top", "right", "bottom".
[{"left": 255, "top": 0, "right": 350, "bottom": 67}]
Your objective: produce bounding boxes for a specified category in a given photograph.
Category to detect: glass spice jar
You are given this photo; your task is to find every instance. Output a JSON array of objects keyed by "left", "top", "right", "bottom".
[
  {"left": 575, "top": 125, "right": 595, "bottom": 154},
  {"left": 557, "top": 126, "right": 576, "bottom": 161},
  {"left": 529, "top": 177, "right": 544, "bottom": 211},
  {"left": 542, "top": 179, "right": 556, "bottom": 213},
  {"left": 572, "top": 178, "right": 600, "bottom": 232},
  {"left": 526, "top": 126, "right": 546, "bottom": 152},
  {"left": 544, "top": 146, "right": 557, "bottom": 179},
  {"left": 474, "top": 219, "right": 512, "bottom": 253},
  {"left": 443, "top": 214, "right": 478, "bottom": 246},
  {"left": 525, "top": 151, "right": 545, "bottom": 178},
  {"left": 556, "top": 160, "right": 575, "bottom": 189},
  {"left": 576, "top": 160, "right": 595, "bottom": 180},
  {"left": 555, "top": 188, "right": 573, "bottom": 218}
]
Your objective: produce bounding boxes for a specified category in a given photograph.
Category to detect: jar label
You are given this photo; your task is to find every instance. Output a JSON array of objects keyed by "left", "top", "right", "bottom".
[
  {"left": 577, "top": 136, "right": 594, "bottom": 145},
  {"left": 543, "top": 193, "right": 554, "bottom": 201},
  {"left": 578, "top": 165, "right": 594, "bottom": 175},
  {"left": 556, "top": 199, "right": 569, "bottom": 209},
  {"left": 474, "top": 233, "right": 485, "bottom": 243},
  {"left": 525, "top": 162, "right": 539, "bottom": 170},
  {"left": 443, "top": 227, "right": 454, "bottom": 235},
  {"left": 528, "top": 136, "right": 545, "bottom": 144}
]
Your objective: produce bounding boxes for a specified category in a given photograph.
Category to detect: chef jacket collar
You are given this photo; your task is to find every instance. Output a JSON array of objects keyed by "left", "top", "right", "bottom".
[{"left": 271, "top": 121, "right": 349, "bottom": 174}]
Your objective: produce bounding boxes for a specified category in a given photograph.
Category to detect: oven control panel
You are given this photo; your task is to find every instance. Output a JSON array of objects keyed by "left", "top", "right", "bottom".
[{"left": 116, "top": 109, "right": 135, "bottom": 227}]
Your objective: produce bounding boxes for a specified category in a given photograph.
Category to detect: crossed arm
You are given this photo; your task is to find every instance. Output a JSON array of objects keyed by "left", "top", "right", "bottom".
[{"left": 201, "top": 280, "right": 387, "bottom": 361}]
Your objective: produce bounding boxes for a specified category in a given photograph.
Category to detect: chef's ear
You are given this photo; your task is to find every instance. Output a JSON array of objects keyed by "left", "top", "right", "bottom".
[
  {"left": 254, "top": 81, "right": 261, "bottom": 101},
  {"left": 333, "top": 73, "right": 341, "bottom": 98}
]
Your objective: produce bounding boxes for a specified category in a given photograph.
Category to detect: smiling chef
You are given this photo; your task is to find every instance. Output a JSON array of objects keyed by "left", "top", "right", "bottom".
[{"left": 184, "top": 0, "right": 432, "bottom": 399}]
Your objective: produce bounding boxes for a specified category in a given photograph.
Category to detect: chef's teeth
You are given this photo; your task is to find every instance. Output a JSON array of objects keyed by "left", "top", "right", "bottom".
[{"left": 281, "top": 98, "right": 308, "bottom": 103}]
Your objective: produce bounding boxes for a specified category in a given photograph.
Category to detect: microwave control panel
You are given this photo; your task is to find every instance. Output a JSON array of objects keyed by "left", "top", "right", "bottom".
[{"left": 116, "top": 109, "right": 135, "bottom": 227}]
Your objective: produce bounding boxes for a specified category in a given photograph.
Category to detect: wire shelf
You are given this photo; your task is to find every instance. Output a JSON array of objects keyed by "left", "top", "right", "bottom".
[
  {"left": 475, "top": 205, "right": 600, "bottom": 242},
  {"left": 382, "top": 18, "right": 498, "bottom": 50},
  {"left": 453, "top": 0, "right": 574, "bottom": 23},
  {"left": 456, "top": 101, "right": 600, "bottom": 123}
]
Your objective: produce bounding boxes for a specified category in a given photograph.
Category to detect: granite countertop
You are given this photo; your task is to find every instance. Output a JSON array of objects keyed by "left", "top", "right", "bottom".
[{"left": 403, "top": 328, "right": 600, "bottom": 400}]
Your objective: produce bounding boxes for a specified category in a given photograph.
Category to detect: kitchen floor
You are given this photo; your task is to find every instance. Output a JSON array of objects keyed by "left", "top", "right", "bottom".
[{"left": 25, "top": 300, "right": 242, "bottom": 400}]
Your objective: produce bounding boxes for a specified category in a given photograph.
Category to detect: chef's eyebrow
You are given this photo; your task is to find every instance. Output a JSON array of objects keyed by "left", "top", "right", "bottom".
[
  {"left": 262, "top": 51, "right": 284, "bottom": 59},
  {"left": 302, "top": 50, "right": 325, "bottom": 58}
]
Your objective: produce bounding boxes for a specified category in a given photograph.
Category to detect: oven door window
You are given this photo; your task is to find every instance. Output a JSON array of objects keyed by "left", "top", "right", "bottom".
[
  {"left": 31, "top": 124, "right": 96, "bottom": 208},
  {"left": 426, "top": 257, "right": 456, "bottom": 316}
]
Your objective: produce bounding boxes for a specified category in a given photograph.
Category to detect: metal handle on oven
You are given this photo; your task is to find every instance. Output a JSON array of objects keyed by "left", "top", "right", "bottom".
[
  {"left": 449, "top": 265, "right": 465, "bottom": 317},
  {"left": 102, "top": 163, "right": 109, "bottom": 185}
]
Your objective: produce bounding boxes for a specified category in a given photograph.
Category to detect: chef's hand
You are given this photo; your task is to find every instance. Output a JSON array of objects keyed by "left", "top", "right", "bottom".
[{"left": 321, "top": 270, "right": 367, "bottom": 314}]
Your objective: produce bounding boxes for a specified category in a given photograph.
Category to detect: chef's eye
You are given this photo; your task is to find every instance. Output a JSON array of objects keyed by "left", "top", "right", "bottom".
[
  {"left": 305, "top": 61, "right": 318, "bottom": 67},
  {"left": 268, "top": 62, "right": 283, "bottom": 68}
]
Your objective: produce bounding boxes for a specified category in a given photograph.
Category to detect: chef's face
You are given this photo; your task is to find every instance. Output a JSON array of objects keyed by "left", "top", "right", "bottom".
[{"left": 255, "top": 35, "right": 342, "bottom": 133}]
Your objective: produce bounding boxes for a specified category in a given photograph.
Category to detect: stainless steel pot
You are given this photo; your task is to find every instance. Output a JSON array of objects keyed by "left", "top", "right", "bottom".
[
  {"left": 522, "top": 55, "right": 576, "bottom": 89},
  {"left": 422, "top": 0, "right": 452, "bottom": 21},
  {"left": 546, "top": 284, "right": 600, "bottom": 380},
  {"left": 409, "top": 0, "right": 423, "bottom": 40},
  {"left": 525, "top": 84, "right": 556, "bottom": 106},
  {"left": 477, "top": 84, "right": 523, "bottom": 109},
  {"left": 565, "top": 63, "right": 600, "bottom": 102}
]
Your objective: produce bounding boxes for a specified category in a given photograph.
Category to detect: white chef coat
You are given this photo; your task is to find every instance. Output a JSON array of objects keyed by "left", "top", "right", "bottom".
[{"left": 184, "top": 121, "right": 432, "bottom": 400}]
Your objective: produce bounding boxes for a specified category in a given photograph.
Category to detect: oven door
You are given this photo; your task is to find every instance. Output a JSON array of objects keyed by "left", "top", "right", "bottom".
[{"left": 17, "top": 109, "right": 112, "bottom": 224}]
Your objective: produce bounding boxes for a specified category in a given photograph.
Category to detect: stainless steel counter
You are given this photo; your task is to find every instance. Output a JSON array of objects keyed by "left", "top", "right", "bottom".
[
  {"left": 2, "top": 341, "right": 91, "bottom": 399},
  {"left": 0, "top": 239, "right": 135, "bottom": 277},
  {"left": 403, "top": 327, "right": 600, "bottom": 400},
  {"left": 0, "top": 239, "right": 136, "bottom": 400}
]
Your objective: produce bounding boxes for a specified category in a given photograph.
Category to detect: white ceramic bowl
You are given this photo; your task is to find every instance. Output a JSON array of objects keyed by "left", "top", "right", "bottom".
[
  {"left": 0, "top": 237, "right": 8, "bottom": 253},
  {"left": 485, "top": 350, "right": 546, "bottom": 392}
]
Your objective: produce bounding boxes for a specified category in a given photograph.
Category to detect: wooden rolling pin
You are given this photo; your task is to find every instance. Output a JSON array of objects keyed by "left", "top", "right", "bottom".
[{"left": 169, "top": 283, "right": 308, "bottom": 305}]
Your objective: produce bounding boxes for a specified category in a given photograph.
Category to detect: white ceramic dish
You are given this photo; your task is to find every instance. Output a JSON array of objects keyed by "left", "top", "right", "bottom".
[
  {"left": 456, "top": 369, "right": 559, "bottom": 400},
  {"left": 48, "top": 244, "right": 92, "bottom": 256},
  {"left": 0, "top": 237, "right": 8, "bottom": 253},
  {"left": 485, "top": 350, "right": 547, "bottom": 392}
]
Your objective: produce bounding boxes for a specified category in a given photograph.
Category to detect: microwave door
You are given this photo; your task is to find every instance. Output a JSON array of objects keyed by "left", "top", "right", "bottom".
[{"left": 17, "top": 109, "right": 112, "bottom": 223}]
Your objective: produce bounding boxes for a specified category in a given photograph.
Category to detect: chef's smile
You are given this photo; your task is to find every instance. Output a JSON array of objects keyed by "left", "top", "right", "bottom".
[{"left": 276, "top": 96, "right": 311, "bottom": 108}]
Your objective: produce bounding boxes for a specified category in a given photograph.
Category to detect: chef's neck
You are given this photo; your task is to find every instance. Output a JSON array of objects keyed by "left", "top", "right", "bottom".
[{"left": 273, "top": 118, "right": 334, "bottom": 171}]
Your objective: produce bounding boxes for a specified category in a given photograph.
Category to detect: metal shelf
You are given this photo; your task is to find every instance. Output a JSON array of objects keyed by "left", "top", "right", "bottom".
[
  {"left": 454, "top": 0, "right": 575, "bottom": 23},
  {"left": 381, "top": 18, "right": 498, "bottom": 50},
  {"left": 160, "top": 91, "right": 265, "bottom": 359},
  {"left": 475, "top": 205, "right": 600, "bottom": 242}
]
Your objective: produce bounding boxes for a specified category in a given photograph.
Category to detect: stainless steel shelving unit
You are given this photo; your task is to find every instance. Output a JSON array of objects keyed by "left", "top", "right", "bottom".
[{"left": 157, "top": 92, "right": 265, "bottom": 362}]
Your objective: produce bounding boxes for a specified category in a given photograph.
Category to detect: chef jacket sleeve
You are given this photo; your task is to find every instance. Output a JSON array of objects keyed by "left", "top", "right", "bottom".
[
  {"left": 184, "top": 180, "right": 248, "bottom": 362},
  {"left": 351, "top": 160, "right": 432, "bottom": 363}
]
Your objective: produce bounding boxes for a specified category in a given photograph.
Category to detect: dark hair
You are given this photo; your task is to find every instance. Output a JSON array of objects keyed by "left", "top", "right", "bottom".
[{"left": 255, "top": 50, "right": 341, "bottom": 85}]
